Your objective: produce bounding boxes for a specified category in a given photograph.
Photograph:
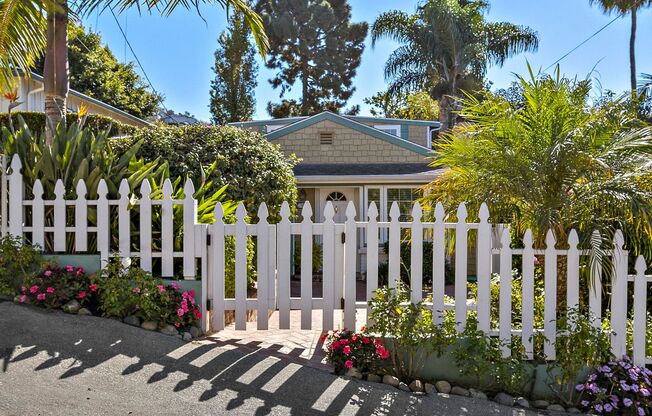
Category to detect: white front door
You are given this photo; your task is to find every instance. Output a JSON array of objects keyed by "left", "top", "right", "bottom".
[{"left": 324, "top": 190, "right": 352, "bottom": 223}]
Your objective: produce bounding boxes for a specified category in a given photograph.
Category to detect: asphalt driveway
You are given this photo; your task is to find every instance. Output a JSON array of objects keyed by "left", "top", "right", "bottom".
[{"left": 0, "top": 301, "right": 549, "bottom": 415}]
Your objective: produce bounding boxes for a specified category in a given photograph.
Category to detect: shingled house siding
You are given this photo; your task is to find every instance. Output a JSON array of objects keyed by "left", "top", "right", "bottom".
[
  {"left": 408, "top": 125, "right": 429, "bottom": 148},
  {"left": 272, "top": 120, "right": 427, "bottom": 164}
]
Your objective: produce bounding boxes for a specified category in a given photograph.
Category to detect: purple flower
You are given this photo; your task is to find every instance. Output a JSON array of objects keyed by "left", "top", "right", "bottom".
[
  {"left": 604, "top": 404, "right": 613, "bottom": 412},
  {"left": 623, "top": 398, "right": 632, "bottom": 407},
  {"left": 595, "top": 404, "right": 604, "bottom": 413},
  {"left": 638, "top": 407, "right": 645, "bottom": 416},
  {"left": 576, "top": 384, "right": 586, "bottom": 391},
  {"left": 641, "top": 388, "right": 650, "bottom": 397}
]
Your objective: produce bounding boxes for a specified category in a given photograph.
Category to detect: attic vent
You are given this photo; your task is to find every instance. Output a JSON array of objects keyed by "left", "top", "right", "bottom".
[{"left": 319, "top": 132, "right": 334, "bottom": 145}]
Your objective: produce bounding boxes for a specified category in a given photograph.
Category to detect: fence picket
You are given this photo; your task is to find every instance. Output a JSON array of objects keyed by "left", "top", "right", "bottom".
[
  {"left": 211, "top": 203, "right": 226, "bottom": 331},
  {"left": 234, "top": 203, "right": 248, "bottom": 330},
  {"left": 118, "top": 180, "right": 130, "bottom": 260},
  {"left": 53, "top": 180, "right": 66, "bottom": 252},
  {"left": 161, "top": 179, "right": 174, "bottom": 277},
  {"left": 632, "top": 256, "right": 647, "bottom": 366},
  {"left": 257, "top": 203, "right": 269, "bottom": 330},
  {"left": 344, "top": 202, "right": 357, "bottom": 330},
  {"left": 611, "top": 230, "right": 628, "bottom": 358},
  {"left": 300, "top": 202, "right": 313, "bottom": 330},
  {"left": 566, "top": 230, "right": 580, "bottom": 314},
  {"left": 322, "top": 202, "right": 335, "bottom": 330},
  {"left": 366, "top": 202, "right": 379, "bottom": 326},
  {"left": 277, "top": 202, "right": 291, "bottom": 329},
  {"left": 75, "top": 180, "right": 88, "bottom": 252},
  {"left": 589, "top": 230, "right": 602, "bottom": 328},
  {"left": 410, "top": 202, "right": 423, "bottom": 304},
  {"left": 32, "top": 180, "right": 45, "bottom": 248},
  {"left": 522, "top": 229, "right": 535, "bottom": 359},
  {"left": 477, "top": 203, "right": 491, "bottom": 333},
  {"left": 455, "top": 203, "right": 468, "bottom": 332},
  {"left": 96, "top": 180, "right": 110, "bottom": 266},
  {"left": 1, "top": 155, "right": 6, "bottom": 237},
  {"left": 388, "top": 202, "right": 400, "bottom": 289},
  {"left": 139, "top": 180, "right": 153, "bottom": 272},
  {"left": 432, "top": 203, "right": 446, "bottom": 325},
  {"left": 544, "top": 230, "right": 557, "bottom": 360},
  {"left": 182, "top": 180, "right": 197, "bottom": 279},
  {"left": 499, "top": 228, "right": 512, "bottom": 357},
  {"left": 8, "top": 155, "right": 23, "bottom": 238}
]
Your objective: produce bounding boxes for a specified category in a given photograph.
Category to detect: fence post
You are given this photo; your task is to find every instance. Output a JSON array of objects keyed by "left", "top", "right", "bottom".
[
  {"left": 632, "top": 256, "right": 647, "bottom": 366},
  {"left": 589, "top": 230, "right": 602, "bottom": 328},
  {"left": 32, "top": 180, "right": 45, "bottom": 248},
  {"left": 477, "top": 203, "right": 491, "bottom": 333},
  {"left": 1, "top": 154, "right": 7, "bottom": 237},
  {"left": 300, "top": 202, "right": 313, "bottom": 330},
  {"left": 211, "top": 203, "right": 226, "bottom": 332},
  {"left": 410, "top": 202, "right": 423, "bottom": 304},
  {"left": 544, "top": 229, "right": 557, "bottom": 360},
  {"left": 8, "top": 155, "right": 23, "bottom": 238},
  {"left": 277, "top": 202, "right": 291, "bottom": 329},
  {"left": 611, "top": 230, "right": 628, "bottom": 358},
  {"left": 96, "top": 180, "right": 110, "bottom": 267},
  {"left": 522, "top": 229, "right": 535, "bottom": 359},
  {"left": 566, "top": 230, "right": 580, "bottom": 315},
  {"left": 161, "top": 179, "right": 174, "bottom": 277},
  {"left": 139, "top": 180, "right": 153, "bottom": 272},
  {"left": 256, "top": 203, "right": 270, "bottom": 330},
  {"left": 432, "top": 202, "right": 446, "bottom": 325},
  {"left": 182, "top": 179, "right": 197, "bottom": 279},
  {"left": 75, "top": 180, "right": 88, "bottom": 252},
  {"left": 344, "top": 201, "right": 357, "bottom": 330},
  {"left": 499, "top": 227, "right": 512, "bottom": 357},
  {"left": 455, "top": 202, "right": 468, "bottom": 332},
  {"left": 53, "top": 180, "right": 66, "bottom": 252},
  {"left": 117, "top": 180, "right": 130, "bottom": 261},
  {"left": 234, "top": 202, "right": 247, "bottom": 330},
  {"left": 322, "top": 202, "right": 335, "bottom": 330},
  {"left": 366, "top": 202, "right": 379, "bottom": 326},
  {"left": 388, "top": 202, "right": 400, "bottom": 289}
]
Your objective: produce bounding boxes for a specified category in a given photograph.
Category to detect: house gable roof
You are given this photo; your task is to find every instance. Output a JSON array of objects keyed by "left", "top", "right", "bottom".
[
  {"left": 265, "top": 112, "right": 432, "bottom": 156},
  {"left": 27, "top": 72, "right": 150, "bottom": 126}
]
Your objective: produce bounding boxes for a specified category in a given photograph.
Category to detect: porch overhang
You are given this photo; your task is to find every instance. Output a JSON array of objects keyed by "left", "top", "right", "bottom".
[{"left": 295, "top": 170, "right": 444, "bottom": 186}]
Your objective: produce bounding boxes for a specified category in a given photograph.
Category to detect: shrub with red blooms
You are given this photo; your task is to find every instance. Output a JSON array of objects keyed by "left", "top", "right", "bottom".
[
  {"left": 21, "top": 264, "right": 96, "bottom": 309},
  {"left": 576, "top": 356, "right": 651, "bottom": 415},
  {"left": 322, "top": 328, "right": 389, "bottom": 375},
  {"left": 165, "top": 283, "right": 202, "bottom": 329}
]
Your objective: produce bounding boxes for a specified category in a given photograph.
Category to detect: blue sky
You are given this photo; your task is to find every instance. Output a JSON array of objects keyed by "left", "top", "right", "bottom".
[{"left": 82, "top": 0, "right": 652, "bottom": 122}]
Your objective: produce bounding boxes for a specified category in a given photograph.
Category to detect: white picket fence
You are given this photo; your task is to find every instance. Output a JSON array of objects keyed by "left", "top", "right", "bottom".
[{"left": 1, "top": 154, "right": 651, "bottom": 366}]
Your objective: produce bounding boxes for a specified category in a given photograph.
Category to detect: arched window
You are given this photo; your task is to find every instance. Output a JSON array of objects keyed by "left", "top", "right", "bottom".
[{"left": 326, "top": 192, "right": 347, "bottom": 202}]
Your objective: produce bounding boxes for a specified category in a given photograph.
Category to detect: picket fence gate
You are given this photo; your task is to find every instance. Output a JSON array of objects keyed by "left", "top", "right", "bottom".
[{"left": 1, "top": 154, "right": 651, "bottom": 366}]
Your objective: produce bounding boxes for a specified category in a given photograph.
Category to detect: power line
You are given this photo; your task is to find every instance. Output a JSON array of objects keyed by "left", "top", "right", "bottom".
[
  {"left": 109, "top": 8, "right": 168, "bottom": 112},
  {"left": 543, "top": 15, "right": 620, "bottom": 72}
]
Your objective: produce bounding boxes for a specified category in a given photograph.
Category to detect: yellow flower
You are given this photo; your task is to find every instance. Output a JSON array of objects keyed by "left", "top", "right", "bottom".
[
  {"left": 3, "top": 90, "right": 18, "bottom": 102},
  {"left": 77, "top": 104, "right": 88, "bottom": 118}
]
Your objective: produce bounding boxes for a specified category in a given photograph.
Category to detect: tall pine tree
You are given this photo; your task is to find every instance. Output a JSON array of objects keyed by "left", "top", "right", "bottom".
[
  {"left": 210, "top": 13, "right": 258, "bottom": 125},
  {"left": 255, "top": 0, "right": 367, "bottom": 117}
]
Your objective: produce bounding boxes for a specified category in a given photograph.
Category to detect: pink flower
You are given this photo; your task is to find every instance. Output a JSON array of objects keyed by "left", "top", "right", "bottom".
[
  {"left": 157, "top": 285, "right": 166, "bottom": 293},
  {"left": 19, "top": 295, "right": 27, "bottom": 303},
  {"left": 29, "top": 285, "right": 39, "bottom": 293},
  {"left": 89, "top": 284, "right": 98, "bottom": 292},
  {"left": 76, "top": 267, "right": 85, "bottom": 275},
  {"left": 77, "top": 291, "right": 87, "bottom": 299},
  {"left": 170, "top": 282, "right": 181, "bottom": 290},
  {"left": 342, "top": 345, "right": 351, "bottom": 355},
  {"left": 193, "top": 309, "right": 202, "bottom": 320},
  {"left": 177, "top": 308, "right": 185, "bottom": 317},
  {"left": 46, "top": 287, "right": 55, "bottom": 293},
  {"left": 65, "top": 265, "right": 74, "bottom": 272},
  {"left": 36, "top": 293, "right": 46, "bottom": 301},
  {"left": 132, "top": 287, "right": 141, "bottom": 294},
  {"left": 331, "top": 340, "right": 341, "bottom": 349},
  {"left": 344, "top": 360, "right": 353, "bottom": 369},
  {"left": 43, "top": 270, "right": 52, "bottom": 277},
  {"left": 20, "top": 286, "right": 26, "bottom": 294}
]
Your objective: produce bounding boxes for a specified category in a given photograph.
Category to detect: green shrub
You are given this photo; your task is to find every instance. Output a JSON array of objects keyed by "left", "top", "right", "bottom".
[
  {"left": 378, "top": 240, "right": 454, "bottom": 286},
  {"left": 0, "top": 236, "right": 43, "bottom": 296},
  {"left": 114, "top": 124, "right": 298, "bottom": 219},
  {"left": 0, "top": 111, "right": 137, "bottom": 137}
]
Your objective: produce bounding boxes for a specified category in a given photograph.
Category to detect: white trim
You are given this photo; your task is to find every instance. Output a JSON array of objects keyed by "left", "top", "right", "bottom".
[
  {"left": 374, "top": 124, "right": 401, "bottom": 138},
  {"left": 295, "top": 171, "right": 442, "bottom": 185},
  {"left": 266, "top": 124, "right": 286, "bottom": 133}
]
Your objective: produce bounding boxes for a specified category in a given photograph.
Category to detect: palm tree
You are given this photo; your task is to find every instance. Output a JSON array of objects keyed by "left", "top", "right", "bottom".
[
  {"left": 423, "top": 66, "right": 652, "bottom": 260},
  {"left": 0, "top": 0, "right": 268, "bottom": 143},
  {"left": 371, "top": 0, "right": 538, "bottom": 131},
  {"left": 589, "top": 0, "right": 652, "bottom": 95}
]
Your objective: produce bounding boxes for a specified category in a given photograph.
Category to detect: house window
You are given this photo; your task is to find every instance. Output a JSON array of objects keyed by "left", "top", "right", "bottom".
[
  {"left": 387, "top": 188, "right": 418, "bottom": 221},
  {"left": 374, "top": 124, "right": 401, "bottom": 138},
  {"left": 266, "top": 124, "right": 286, "bottom": 133},
  {"left": 326, "top": 191, "right": 347, "bottom": 202},
  {"left": 367, "top": 188, "right": 381, "bottom": 213},
  {"left": 319, "top": 132, "right": 334, "bottom": 145}
]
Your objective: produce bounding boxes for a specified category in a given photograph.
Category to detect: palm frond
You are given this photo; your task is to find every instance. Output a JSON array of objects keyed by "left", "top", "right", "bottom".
[{"left": 485, "top": 22, "right": 539, "bottom": 67}]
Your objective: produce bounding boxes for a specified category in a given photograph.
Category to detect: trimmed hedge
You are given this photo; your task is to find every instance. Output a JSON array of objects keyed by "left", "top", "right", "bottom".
[
  {"left": 0, "top": 111, "right": 137, "bottom": 137},
  {"left": 114, "top": 124, "right": 298, "bottom": 219}
]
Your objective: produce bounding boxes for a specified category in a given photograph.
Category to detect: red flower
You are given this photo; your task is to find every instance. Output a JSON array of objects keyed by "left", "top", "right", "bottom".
[
  {"left": 89, "top": 284, "right": 98, "bottom": 292},
  {"left": 362, "top": 337, "right": 370, "bottom": 344},
  {"left": 78, "top": 291, "right": 87, "bottom": 299},
  {"left": 193, "top": 308, "right": 202, "bottom": 320},
  {"left": 343, "top": 345, "right": 351, "bottom": 355},
  {"left": 331, "top": 340, "right": 341, "bottom": 349},
  {"left": 344, "top": 360, "right": 353, "bottom": 369},
  {"left": 352, "top": 334, "right": 358, "bottom": 342}
]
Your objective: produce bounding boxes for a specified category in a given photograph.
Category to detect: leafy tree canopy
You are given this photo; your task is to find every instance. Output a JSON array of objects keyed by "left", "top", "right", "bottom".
[
  {"left": 210, "top": 12, "right": 258, "bottom": 125},
  {"left": 255, "top": 0, "right": 367, "bottom": 117},
  {"left": 34, "top": 23, "right": 163, "bottom": 119},
  {"left": 364, "top": 90, "right": 439, "bottom": 121}
]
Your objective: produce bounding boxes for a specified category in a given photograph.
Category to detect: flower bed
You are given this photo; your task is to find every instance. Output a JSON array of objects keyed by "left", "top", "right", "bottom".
[{"left": 322, "top": 328, "right": 390, "bottom": 375}]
